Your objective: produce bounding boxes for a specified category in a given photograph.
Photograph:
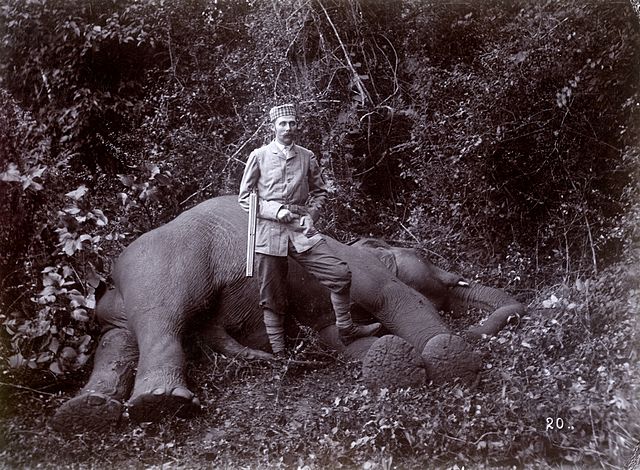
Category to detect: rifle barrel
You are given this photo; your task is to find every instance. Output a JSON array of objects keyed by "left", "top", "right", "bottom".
[{"left": 245, "top": 192, "right": 257, "bottom": 277}]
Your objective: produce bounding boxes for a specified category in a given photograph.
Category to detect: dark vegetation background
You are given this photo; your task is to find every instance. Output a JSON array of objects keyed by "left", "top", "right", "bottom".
[{"left": 0, "top": 0, "right": 638, "bottom": 468}]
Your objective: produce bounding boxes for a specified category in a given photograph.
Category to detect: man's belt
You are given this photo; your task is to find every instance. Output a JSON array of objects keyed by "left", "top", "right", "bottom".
[{"left": 283, "top": 204, "right": 308, "bottom": 216}]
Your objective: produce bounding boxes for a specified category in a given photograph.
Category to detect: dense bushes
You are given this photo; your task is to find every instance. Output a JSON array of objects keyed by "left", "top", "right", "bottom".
[
  {"left": 0, "top": 0, "right": 638, "bottom": 465},
  {"left": 377, "top": 2, "right": 639, "bottom": 269}
]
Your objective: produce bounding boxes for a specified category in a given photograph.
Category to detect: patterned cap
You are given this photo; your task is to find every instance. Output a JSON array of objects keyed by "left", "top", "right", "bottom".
[{"left": 269, "top": 104, "right": 296, "bottom": 122}]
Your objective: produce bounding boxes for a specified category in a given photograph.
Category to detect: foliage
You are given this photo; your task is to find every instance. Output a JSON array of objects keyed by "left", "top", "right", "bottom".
[
  {"left": 0, "top": 251, "right": 638, "bottom": 467},
  {"left": 0, "top": 0, "right": 638, "bottom": 466},
  {"left": 381, "top": 1, "right": 639, "bottom": 271}
]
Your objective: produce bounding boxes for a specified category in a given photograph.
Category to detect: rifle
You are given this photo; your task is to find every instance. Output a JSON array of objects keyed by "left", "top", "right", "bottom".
[{"left": 245, "top": 190, "right": 258, "bottom": 277}]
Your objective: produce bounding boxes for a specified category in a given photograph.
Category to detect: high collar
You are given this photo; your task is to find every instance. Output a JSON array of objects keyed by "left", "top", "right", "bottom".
[{"left": 274, "top": 140, "right": 294, "bottom": 154}]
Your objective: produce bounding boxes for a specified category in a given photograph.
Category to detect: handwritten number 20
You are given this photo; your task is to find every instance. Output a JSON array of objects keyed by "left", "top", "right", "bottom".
[{"left": 546, "top": 417, "right": 564, "bottom": 431}]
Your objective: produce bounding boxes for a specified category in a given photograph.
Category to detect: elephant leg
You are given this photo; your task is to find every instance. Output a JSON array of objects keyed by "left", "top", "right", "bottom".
[
  {"left": 126, "top": 301, "right": 200, "bottom": 422},
  {"left": 50, "top": 327, "right": 137, "bottom": 433},
  {"left": 199, "top": 322, "right": 274, "bottom": 361}
]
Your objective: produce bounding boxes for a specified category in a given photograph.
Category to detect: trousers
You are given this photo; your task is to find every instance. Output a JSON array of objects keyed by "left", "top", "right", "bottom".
[{"left": 256, "top": 239, "right": 351, "bottom": 315}]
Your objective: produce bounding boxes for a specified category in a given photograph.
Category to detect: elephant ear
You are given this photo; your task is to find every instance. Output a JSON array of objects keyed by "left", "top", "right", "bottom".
[
  {"left": 354, "top": 238, "right": 399, "bottom": 275},
  {"left": 375, "top": 248, "right": 398, "bottom": 275}
]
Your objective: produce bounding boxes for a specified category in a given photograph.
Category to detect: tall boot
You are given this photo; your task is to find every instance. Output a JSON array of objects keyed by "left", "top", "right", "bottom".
[
  {"left": 330, "top": 291, "right": 382, "bottom": 345},
  {"left": 263, "top": 308, "right": 286, "bottom": 356}
]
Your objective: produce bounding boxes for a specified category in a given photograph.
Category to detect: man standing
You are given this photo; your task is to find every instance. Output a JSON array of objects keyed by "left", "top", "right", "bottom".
[{"left": 238, "top": 103, "right": 381, "bottom": 357}]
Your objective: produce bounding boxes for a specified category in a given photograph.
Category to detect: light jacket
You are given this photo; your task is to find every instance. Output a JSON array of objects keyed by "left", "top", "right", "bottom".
[{"left": 238, "top": 140, "right": 327, "bottom": 256}]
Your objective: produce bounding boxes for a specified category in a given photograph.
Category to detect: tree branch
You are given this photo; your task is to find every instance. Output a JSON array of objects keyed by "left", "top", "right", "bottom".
[
  {"left": 0, "top": 381, "right": 56, "bottom": 396},
  {"left": 316, "top": 0, "right": 372, "bottom": 106},
  {"left": 180, "top": 120, "right": 268, "bottom": 206}
]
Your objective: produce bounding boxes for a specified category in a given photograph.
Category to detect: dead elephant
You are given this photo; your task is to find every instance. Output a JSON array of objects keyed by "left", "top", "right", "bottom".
[{"left": 51, "top": 195, "right": 523, "bottom": 433}]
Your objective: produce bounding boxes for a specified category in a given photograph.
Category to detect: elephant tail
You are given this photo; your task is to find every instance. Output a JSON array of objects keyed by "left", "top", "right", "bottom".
[{"left": 448, "top": 283, "right": 525, "bottom": 339}]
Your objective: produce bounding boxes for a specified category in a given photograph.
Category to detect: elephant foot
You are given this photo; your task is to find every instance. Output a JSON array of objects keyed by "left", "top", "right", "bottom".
[
  {"left": 50, "top": 392, "right": 123, "bottom": 434},
  {"left": 421, "top": 334, "right": 482, "bottom": 385},
  {"left": 127, "top": 386, "right": 201, "bottom": 423},
  {"left": 362, "top": 335, "right": 427, "bottom": 389}
]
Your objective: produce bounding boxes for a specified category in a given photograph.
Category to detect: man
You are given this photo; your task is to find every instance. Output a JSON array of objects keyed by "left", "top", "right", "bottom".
[{"left": 238, "top": 103, "right": 381, "bottom": 357}]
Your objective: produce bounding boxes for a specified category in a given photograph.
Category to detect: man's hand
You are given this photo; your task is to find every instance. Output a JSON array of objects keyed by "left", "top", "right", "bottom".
[
  {"left": 276, "top": 208, "right": 295, "bottom": 223},
  {"left": 299, "top": 215, "right": 318, "bottom": 237}
]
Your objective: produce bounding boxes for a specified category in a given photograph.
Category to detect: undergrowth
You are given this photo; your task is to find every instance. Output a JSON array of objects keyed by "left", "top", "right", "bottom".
[{"left": 0, "top": 252, "right": 637, "bottom": 469}]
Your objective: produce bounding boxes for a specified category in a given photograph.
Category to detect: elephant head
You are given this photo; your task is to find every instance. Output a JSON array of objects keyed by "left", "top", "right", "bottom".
[
  {"left": 350, "top": 238, "right": 524, "bottom": 340},
  {"left": 349, "top": 238, "right": 466, "bottom": 308}
]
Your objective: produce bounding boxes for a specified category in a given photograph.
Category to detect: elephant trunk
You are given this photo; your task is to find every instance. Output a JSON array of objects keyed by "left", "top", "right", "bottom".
[
  {"left": 329, "top": 238, "right": 452, "bottom": 353},
  {"left": 449, "top": 284, "right": 524, "bottom": 339},
  {"left": 431, "top": 264, "right": 466, "bottom": 288}
]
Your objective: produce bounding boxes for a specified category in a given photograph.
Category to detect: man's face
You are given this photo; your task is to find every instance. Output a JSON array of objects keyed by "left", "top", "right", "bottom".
[{"left": 273, "top": 115, "right": 297, "bottom": 145}]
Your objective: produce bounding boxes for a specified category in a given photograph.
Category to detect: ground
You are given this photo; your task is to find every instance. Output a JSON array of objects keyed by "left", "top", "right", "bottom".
[{"left": 0, "top": 307, "right": 638, "bottom": 469}]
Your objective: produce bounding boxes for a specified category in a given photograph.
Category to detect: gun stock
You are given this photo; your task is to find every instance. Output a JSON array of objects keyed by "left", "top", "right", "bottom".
[{"left": 245, "top": 191, "right": 257, "bottom": 277}]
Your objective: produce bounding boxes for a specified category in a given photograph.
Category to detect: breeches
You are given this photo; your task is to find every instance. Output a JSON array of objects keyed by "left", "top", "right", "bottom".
[{"left": 256, "top": 239, "right": 351, "bottom": 315}]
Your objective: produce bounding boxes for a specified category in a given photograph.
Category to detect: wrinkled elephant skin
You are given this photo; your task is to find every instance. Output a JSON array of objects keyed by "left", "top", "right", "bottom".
[
  {"left": 362, "top": 335, "right": 427, "bottom": 389},
  {"left": 51, "top": 196, "right": 522, "bottom": 432}
]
